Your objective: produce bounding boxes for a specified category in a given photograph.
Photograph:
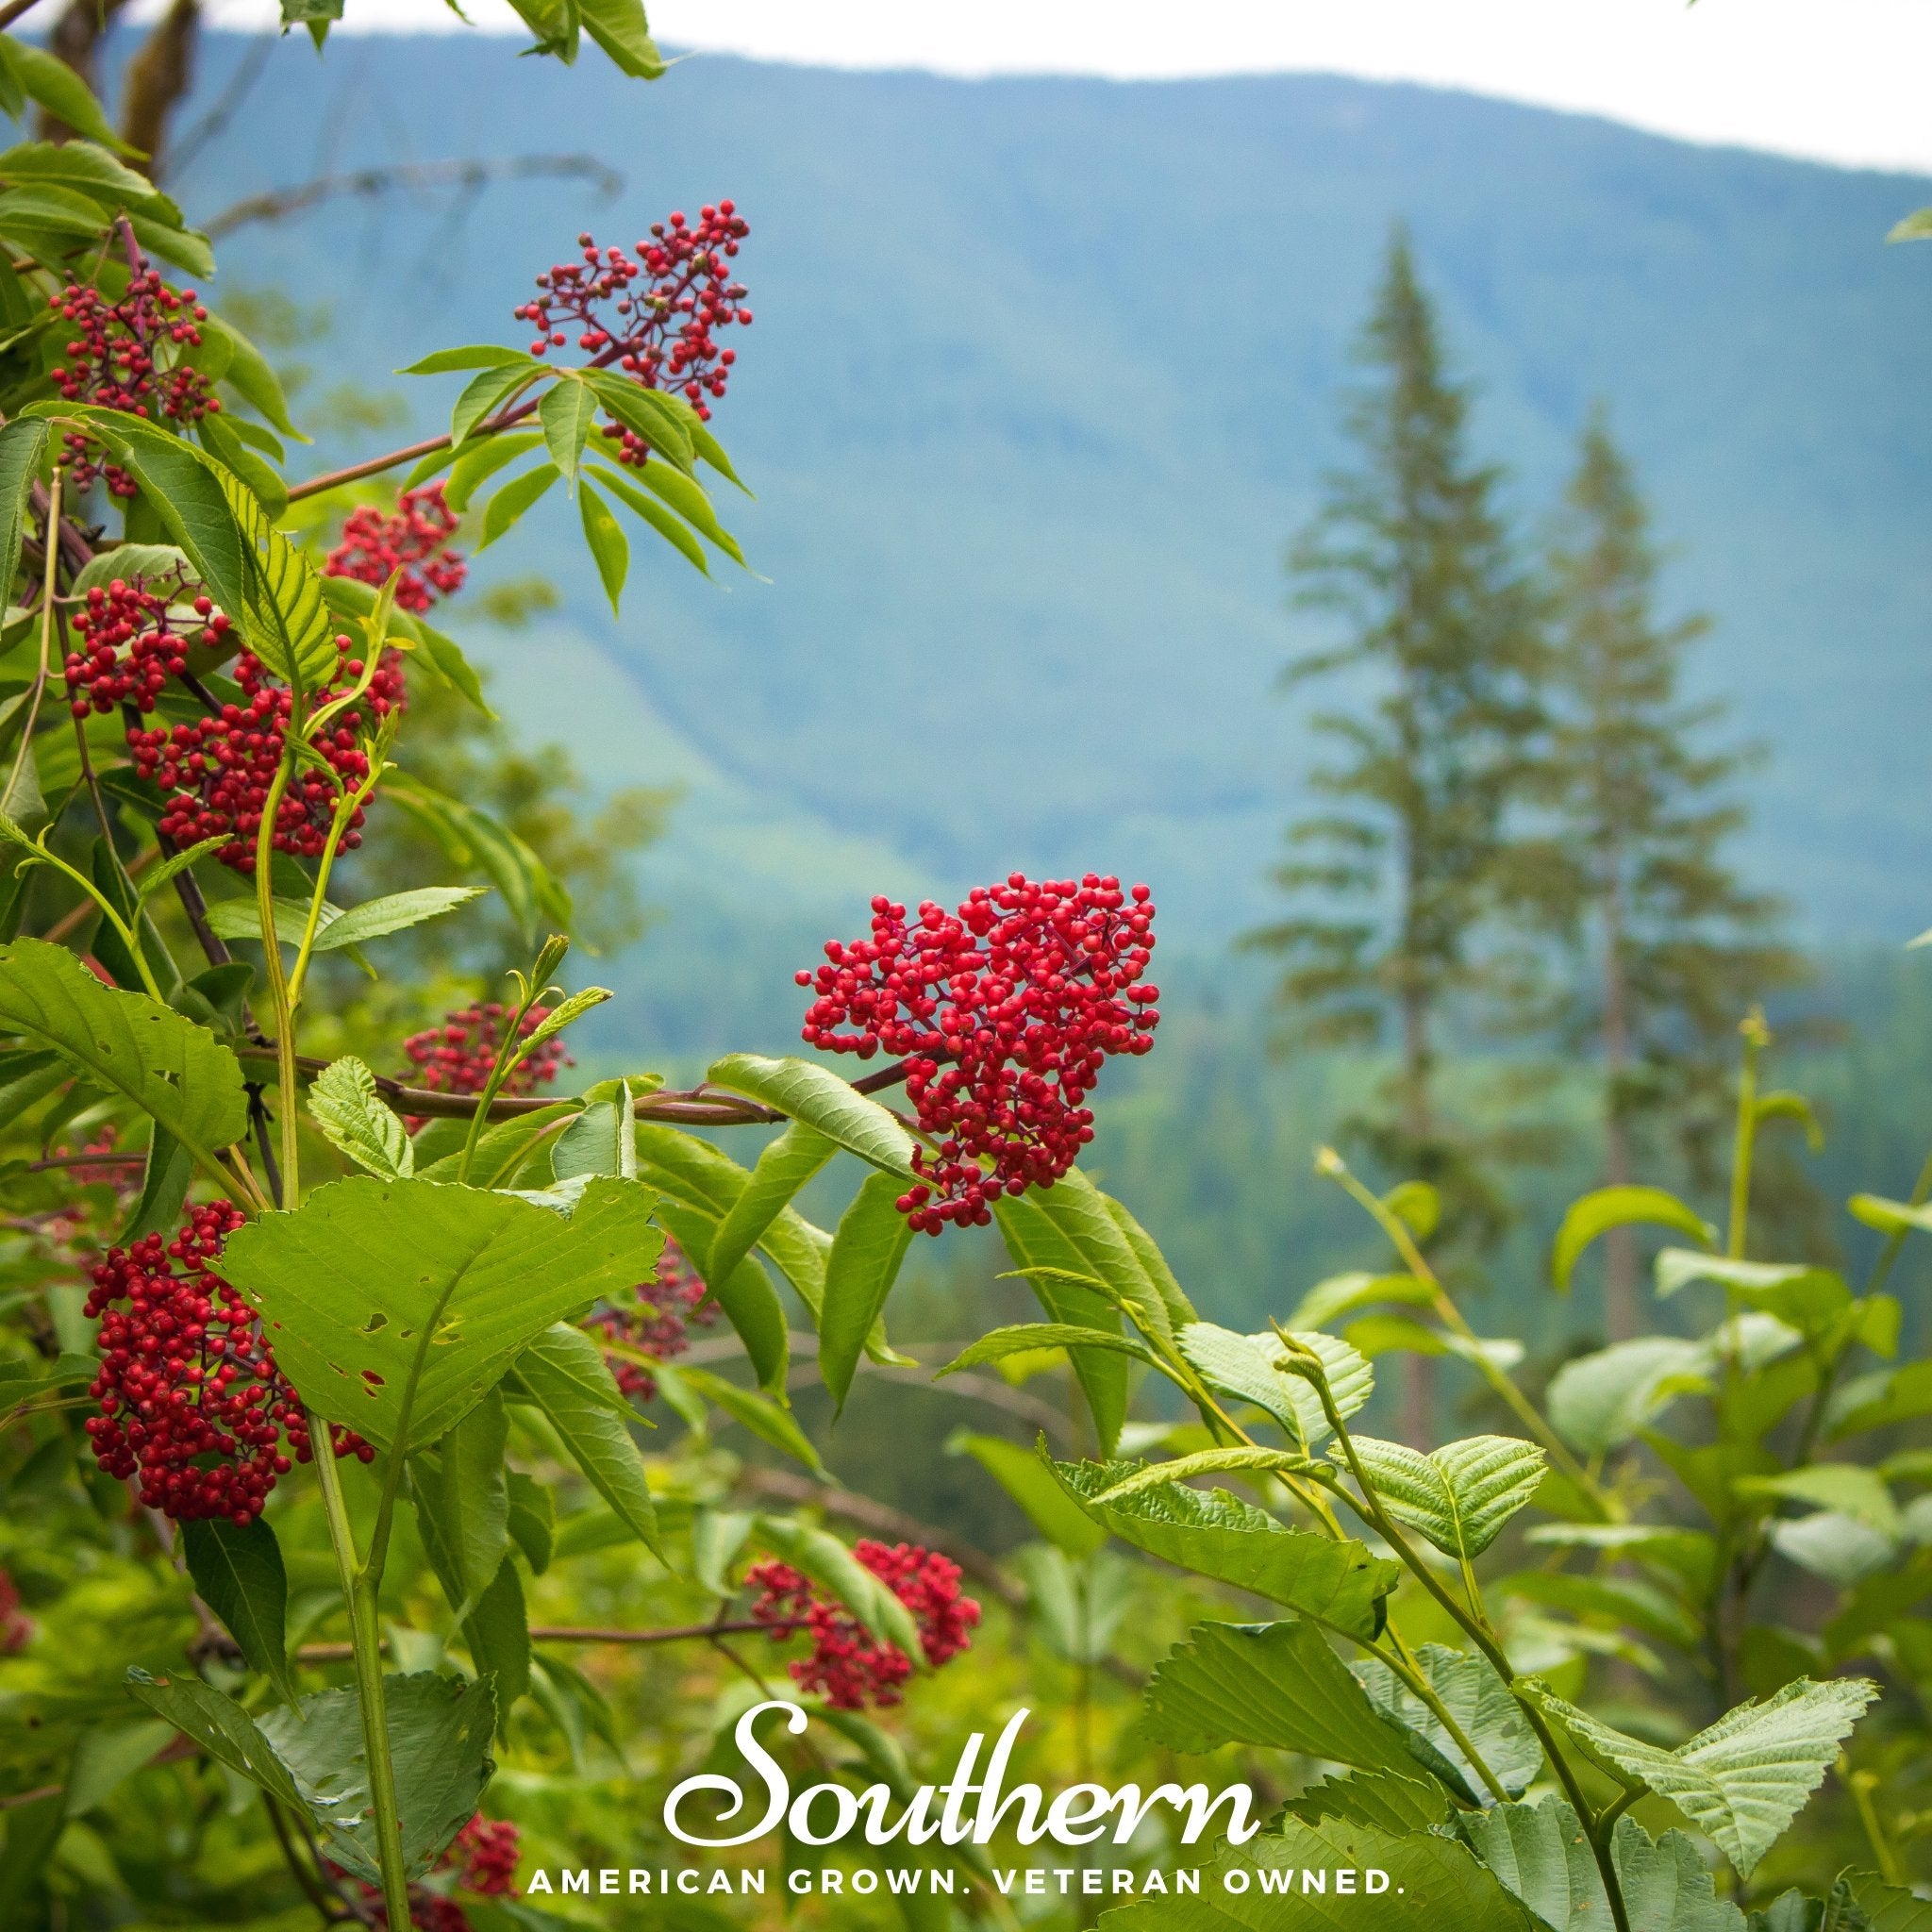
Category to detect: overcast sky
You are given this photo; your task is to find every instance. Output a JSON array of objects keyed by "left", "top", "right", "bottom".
[{"left": 175, "top": 0, "right": 1929, "bottom": 177}]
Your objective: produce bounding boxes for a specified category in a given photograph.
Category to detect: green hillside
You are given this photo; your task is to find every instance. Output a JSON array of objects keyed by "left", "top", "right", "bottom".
[{"left": 166, "top": 37, "right": 1932, "bottom": 1055}]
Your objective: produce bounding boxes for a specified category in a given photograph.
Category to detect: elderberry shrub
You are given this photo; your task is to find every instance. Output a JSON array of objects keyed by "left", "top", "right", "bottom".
[
  {"left": 325, "top": 482, "right": 468, "bottom": 614},
  {"left": 746, "top": 1541, "right": 982, "bottom": 1711},
  {"left": 54, "top": 259, "right": 218, "bottom": 496},
  {"left": 515, "top": 203, "right": 751, "bottom": 465},
  {"left": 342, "top": 1813, "right": 521, "bottom": 1932},
  {"left": 63, "top": 578, "right": 231, "bottom": 719},
  {"left": 400, "top": 1000, "right": 570, "bottom": 1106},
  {"left": 81, "top": 1202, "right": 372, "bottom": 1526},
  {"left": 798, "top": 873, "right": 1158, "bottom": 1231}
]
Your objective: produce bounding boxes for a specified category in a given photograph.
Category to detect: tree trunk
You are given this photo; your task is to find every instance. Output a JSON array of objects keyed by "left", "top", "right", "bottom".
[{"left": 1600, "top": 868, "right": 1638, "bottom": 1340}]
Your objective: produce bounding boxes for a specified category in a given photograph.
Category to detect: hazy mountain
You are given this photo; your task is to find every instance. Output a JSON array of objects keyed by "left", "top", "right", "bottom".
[{"left": 161, "top": 35, "right": 1932, "bottom": 1050}]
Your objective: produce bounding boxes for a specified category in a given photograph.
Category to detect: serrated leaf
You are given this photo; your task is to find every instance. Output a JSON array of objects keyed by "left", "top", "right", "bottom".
[
  {"left": 625, "top": 456, "right": 744, "bottom": 564},
  {"left": 1353, "top": 1644, "right": 1542, "bottom": 1804},
  {"left": 0, "top": 937, "right": 247, "bottom": 1170},
  {"left": 220, "top": 1174, "right": 663, "bottom": 1453},
  {"left": 212, "top": 466, "right": 338, "bottom": 692},
  {"left": 1180, "top": 1323, "right": 1372, "bottom": 1449},
  {"left": 1524, "top": 1676, "right": 1878, "bottom": 1876},
  {"left": 1093, "top": 1447, "right": 1321, "bottom": 1503},
  {"left": 1142, "top": 1619, "right": 1412, "bottom": 1770},
  {"left": 1552, "top": 1186, "right": 1716, "bottom": 1291},
  {"left": 179, "top": 1516, "right": 298, "bottom": 1707},
  {"left": 579, "top": 369, "right": 693, "bottom": 471},
  {"left": 125, "top": 1668, "right": 304, "bottom": 1808},
  {"left": 818, "top": 1170, "right": 915, "bottom": 1413},
  {"left": 1656, "top": 1249, "right": 1853, "bottom": 1337},
  {"left": 137, "top": 836, "right": 227, "bottom": 906},
  {"left": 1049, "top": 1454, "right": 1398, "bottom": 1640},
  {"left": 1287, "top": 1766, "right": 1451, "bottom": 1832},
  {"left": 1349, "top": 1434, "right": 1546, "bottom": 1560},
  {"left": 316, "top": 887, "right": 489, "bottom": 952},
  {"left": 704, "top": 1053, "right": 917, "bottom": 1176},
  {"left": 1547, "top": 1337, "right": 1709, "bottom": 1455},
  {"left": 940, "top": 1323, "right": 1160, "bottom": 1376},
  {"left": 308, "top": 1055, "right": 411, "bottom": 1180},
  {"left": 511, "top": 1322, "right": 660, "bottom": 1557},
  {"left": 257, "top": 1673, "right": 495, "bottom": 1884}
]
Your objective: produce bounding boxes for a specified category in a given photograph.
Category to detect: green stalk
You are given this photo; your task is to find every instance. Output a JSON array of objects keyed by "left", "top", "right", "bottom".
[
  {"left": 251, "top": 746, "right": 303, "bottom": 1210},
  {"left": 1, "top": 472, "right": 58, "bottom": 818},
  {"left": 456, "top": 936, "right": 569, "bottom": 1185},
  {"left": 1726, "top": 1008, "right": 1768, "bottom": 1261}
]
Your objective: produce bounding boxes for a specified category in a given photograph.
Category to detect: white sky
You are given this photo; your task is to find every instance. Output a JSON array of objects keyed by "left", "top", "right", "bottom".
[{"left": 177, "top": 0, "right": 1932, "bottom": 177}]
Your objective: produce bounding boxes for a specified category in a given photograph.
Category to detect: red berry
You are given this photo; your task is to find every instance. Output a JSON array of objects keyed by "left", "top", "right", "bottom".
[
  {"left": 324, "top": 483, "right": 467, "bottom": 615},
  {"left": 582, "top": 1239, "right": 717, "bottom": 1402}
]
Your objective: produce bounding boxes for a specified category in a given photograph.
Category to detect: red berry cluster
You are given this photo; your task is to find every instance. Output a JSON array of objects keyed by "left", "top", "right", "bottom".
[
  {"left": 54, "top": 261, "right": 218, "bottom": 497},
  {"left": 798, "top": 874, "right": 1158, "bottom": 1233},
  {"left": 349, "top": 1813, "right": 520, "bottom": 1931},
  {"left": 400, "top": 1001, "right": 570, "bottom": 1115},
  {"left": 64, "top": 579, "right": 232, "bottom": 719},
  {"left": 53, "top": 1124, "right": 126, "bottom": 1189},
  {"left": 324, "top": 484, "right": 467, "bottom": 615},
  {"left": 0, "top": 1570, "right": 31, "bottom": 1655},
  {"left": 125, "top": 633, "right": 402, "bottom": 873},
  {"left": 81, "top": 1202, "right": 372, "bottom": 1525},
  {"left": 585, "top": 1240, "right": 717, "bottom": 1402},
  {"left": 746, "top": 1541, "right": 981, "bottom": 1711},
  {"left": 515, "top": 204, "right": 750, "bottom": 464}
]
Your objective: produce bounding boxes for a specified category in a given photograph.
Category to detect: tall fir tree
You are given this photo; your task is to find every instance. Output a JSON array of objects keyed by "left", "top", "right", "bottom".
[
  {"left": 1535, "top": 408, "right": 1810, "bottom": 1335},
  {"left": 1243, "top": 227, "right": 1542, "bottom": 1443}
]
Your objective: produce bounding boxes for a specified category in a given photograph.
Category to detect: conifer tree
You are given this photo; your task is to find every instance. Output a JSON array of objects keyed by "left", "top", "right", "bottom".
[
  {"left": 1536, "top": 408, "right": 1808, "bottom": 1335},
  {"left": 1243, "top": 227, "right": 1541, "bottom": 1441}
]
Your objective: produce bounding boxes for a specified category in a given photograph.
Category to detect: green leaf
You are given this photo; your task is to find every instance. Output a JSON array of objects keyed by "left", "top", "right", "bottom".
[
  {"left": 577, "top": 0, "right": 666, "bottom": 76},
  {"left": 203, "top": 312, "right": 303, "bottom": 440},
  {"left": 538, "top": 376, "right": 597, "bottom": 487},
  {"left": 1459, "top": 1800, "right": 1747, "bottom": 1932},
  {"left": 1848, "top": 1873, "right": 1932, "bottom": 1931},
  {"left": 1287, "top": 1767, "right": 1451, "bottom": 1833},
  {"left": 124, "top": 1668, "right": 305, "bottom": 1808},
  {"left": 315, "top": 887, "right": 489, "bottom": 952},
  {"left": 1384, "top": 1178, "right": 1441, "bottom": 1240},
  {"left": 400, "top": 345, "right": 537, "bottom": 376},
  {"left": 1348, "top": 1434, "right": 1546, "bottom": 1560},
  {"left": 819, "top": 1170, "right": 916, "bottom": 1414},
  {"left": 210, "top": 465, "right": 338, "bottom": 694},
  {"left": 755, "top": 1516, "right": 923, "bottom": 1659},
  {"left": 946, "top": 1429, "right": 1108, "bottom": 1557},
  {"left": 623, "top": 456, "right": 744, "bottom": 563},
  {"left": 0, "top": 938, "right": 246, "bottom": 1170},
  {"left": 412, "top": 1388, "right": 509, "bottom": 1619},
  {"left": 550, "top": 1093, "right": 636, "bottom": 1183},
  {"left": 1048, "top": 1453, "right": 1399, "bottom": 1640},
  {"left": 1142, "top": 1619, "right": 1412, "bottom": 1770},
  {"left": 462, "top": 1557, "right": 529, "bottom": 1723},
  {"left": 0, "top": 138, "right": 161, "bottom": 208},
  {"left": 1011, "top": 1543, "right": 1137, "bottom": 1667},
  {"left": 477, "top": 461, "right": 560, "bottom": 550},
  {"left": 1552, "top": 1186, "right": 1715, "bottom": 1291},
  {"left": 64, "top": 1720, "right": 175, "bottom": 1819},
  {"left": 1093, "top": 1448, "right": 1322, "bottom": 1503},
  {"left": 588, "top": 458, "right": 711, "bottom": 575},
  {"left": 1888, "top": 208, "right": 1932, "bottom": 243},
  {"left": 994, "top": 1190, "right": 1130, "bottom": 1455},
  {"left": 257, "top": 1672, "right": 495, "bottom": 1884},
  {"left": 1179, "top": 1323, "right": 1372, "bottom": 1449},
  {"left": 120, "top": 1121, "right": 194, "bottom": 1242},
  {"left": 0, "top": 421, "right": 47, "bottom": 608},
  {"left": 704, "top": 1053, "right": 918, "bottom": 1176},
  {"left": 1288, "top": 1269, "right": 1435, "bottom": 1329},
  {"left": 1016, "top": 1166, "right": 1193, "bottom": 1343},
  {"left": 662, "top": 1362, "right": 825, "bottom": 1474},
  {"left": 317, "top": 573, "right": 491, "bottom": 715},
  {"left": 1547, "top": 1338, "right": 1709, "bottom": 1456},
  {"left": 1737, "top": 1463, "right": 1900, "bottom": 1537},
  {"left": 179, "top": 1516, "right": 299, "bottom": 1707},
  {"left": 6, "top": 44, "right": 133, "bottom": 154},
  {"left": 1102, "top": 1817, "right": 1539, "bottom": 1930},
  {"left": 1353, "top": 1644, "right": 1542, "bottom": 1804},
  {"left": 1497, "top": 1569, "right": 1703, "bottom": 1652},
  {"left": 706, "top": 1120, "right": 836, "bottom": 1295},
  {"left": 71, "top": 542, "right": 192, "bottom": 599},
  {"left": 308, "top": 1055, "right": 411, "bottom": 1180},
  {"left": 1848, "top": 1192, "right": 1932, "bottom": 1238},
  {"left": 137, "top": 836, "right": 227, "bottom": 907},
  {"left": 384, "top": 771, "right": 570, "bottom": 941},
  {"left": 445, "top": 430, "right": 544, "bottom": 513},
  {"left": 452, "top": 362, "right": 538, "bottom": 447},
  {"left": 511, "top": 1322, "right": 660, "bottom": 1556},
  {"left": 506, "top": 1471, "right": 554, "bottom": 1574},
  {"left": 1524, "top": 1676, "right": 1878, "bottom": 1876},
  {"left": 419, "top": 1102, "right": 579, "bottom": 1190},
  {"left": 1656, "top": 1249, "right": 1853, "bottom": 1337},
  {"left": 579, "top": 370, "right": 694, "bottom": 471},
  {"left": 577, "top": 478, "right": 628, "bottom": 611},
  {"left": 220, "top": 1174, "right": 663, "bottom": 1453},
  {"left": 940, "top": 1323, "right": 1160, "bottom": 1377}
]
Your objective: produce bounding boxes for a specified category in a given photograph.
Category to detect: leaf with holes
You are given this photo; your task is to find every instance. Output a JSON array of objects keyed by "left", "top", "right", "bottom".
[
  {"left": 0, "top": 938, "right": 247, "bottom": 1170},
  {"left": 219, "top": 1174, "right": 661, "bottom": 1454},
  {"left": 1524, "top": 1675, "right": 1878, "bottom": 1876},
  {"left": 1348, "top": 1434, "right": 1546, "bottom": 1561}
]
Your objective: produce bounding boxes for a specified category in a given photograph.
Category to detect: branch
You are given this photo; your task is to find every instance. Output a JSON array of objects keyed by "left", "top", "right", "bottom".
[{"left": 204, "top": 155, "right": 624, "bottom": 240}]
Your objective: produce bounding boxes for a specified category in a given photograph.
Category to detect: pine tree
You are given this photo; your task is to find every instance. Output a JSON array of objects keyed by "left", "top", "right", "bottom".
[
  {"left": 1242, "top": 227, "right": 1541, "bottom": 1441},
  {"left": 1537, "top": 408, "right": 1810, "bottom": 1335}
]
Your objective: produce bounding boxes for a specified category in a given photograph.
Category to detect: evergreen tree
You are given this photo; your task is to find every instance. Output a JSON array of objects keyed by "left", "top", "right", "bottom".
[
  {"left": 1535, "top": 408, "right": 1810, "bottom": 1335},
  {"left": 1242, "top": 227, "right": 1541, "bottom": 1441}
]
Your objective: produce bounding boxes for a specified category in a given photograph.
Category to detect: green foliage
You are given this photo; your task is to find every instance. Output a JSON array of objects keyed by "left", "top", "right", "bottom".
[{"left": 1345, "top": 1432, "right": 1546, "bottom": 1560}]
